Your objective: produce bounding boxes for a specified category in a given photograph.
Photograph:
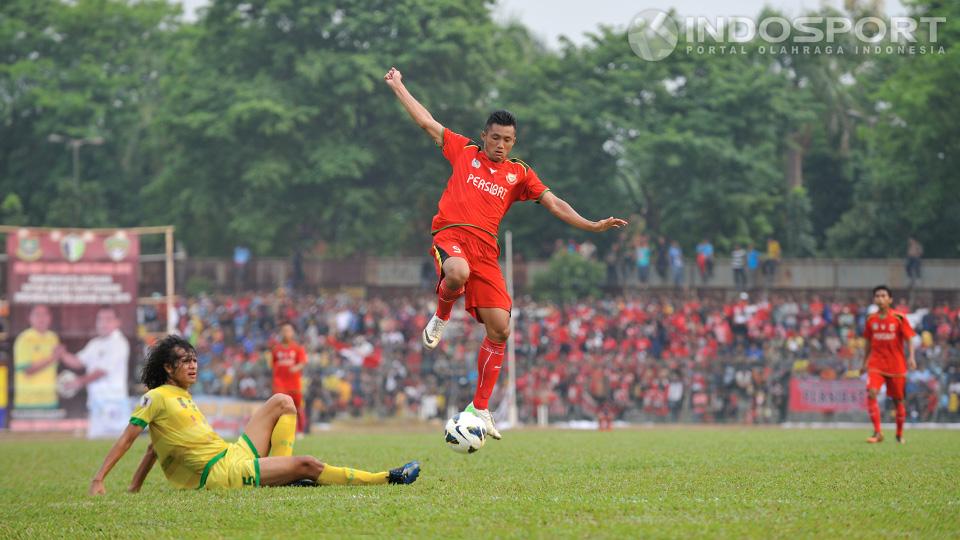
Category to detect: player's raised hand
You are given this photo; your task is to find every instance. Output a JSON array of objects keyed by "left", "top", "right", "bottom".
[
  {"left": 593, "top": 217, "right": 628, "bottom": 232},
  {"left": 89, "top": 479, "right": 106, "bottom": 496},
  {"left": 383, "top": 67, "right": 403, "bottom": 88}
]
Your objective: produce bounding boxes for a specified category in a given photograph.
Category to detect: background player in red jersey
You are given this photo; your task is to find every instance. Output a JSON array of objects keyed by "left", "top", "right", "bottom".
[
  {"left": 384, "top": 67, "right": 627, "bottom": 439},
  {"left": 270, "top": 322, "right": 308, "bottom": 433},
  {"left": 862, "top": 285, "right": 917, "bottom": 444}
]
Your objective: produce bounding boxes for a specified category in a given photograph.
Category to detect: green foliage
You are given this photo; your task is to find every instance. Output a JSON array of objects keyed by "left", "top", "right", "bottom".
[
  {"left": 0, "top": 0, "right": 955, "bottom": 258},
  {"left": 0, "top": 193, "right": 26, "bottom": 225},
  {"left": 531, "top": 251, "right": 605, "bottom": 303},
  {"left": 827, "top": 0, "right": 960, "bottom": 256},
  {"left": 185, "top": 275, "right": 215, "bottom": 296},
  {"left": 783, "top": 187, "right": 817, "bottom": 257}
]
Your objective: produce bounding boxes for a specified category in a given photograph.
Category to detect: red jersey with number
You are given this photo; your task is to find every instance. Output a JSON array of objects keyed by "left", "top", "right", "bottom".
[
  {"left": 863, "top": 311, "right": 914, "bottom": 376},
  {"left": 431, "top": 128, "right": 550, "bottom": 248},
  {"left": 271, "top": 342, "right": 307, "bottom": 392}
]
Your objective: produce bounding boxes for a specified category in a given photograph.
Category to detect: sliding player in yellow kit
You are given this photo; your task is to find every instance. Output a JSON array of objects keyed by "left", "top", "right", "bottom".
[{"left": 89, "top": 335, "right": 419, "bottom": 494}]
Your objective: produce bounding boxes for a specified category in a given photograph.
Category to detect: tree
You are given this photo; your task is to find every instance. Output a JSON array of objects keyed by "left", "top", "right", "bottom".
[
  {"left": 1, "top": 193, "right": 27, "bottom": 225},
  {"left": 532, "top": 251, "right": 605, "bottom": 303},
  {"left": 827, "top": 0, "right": 959, "bottom": 256},
  {"left": 0, "top": 0, "right": 182, "bottom": 228},
  {"left": 145, "top": 0, "right": 505, "bottom": 256}
]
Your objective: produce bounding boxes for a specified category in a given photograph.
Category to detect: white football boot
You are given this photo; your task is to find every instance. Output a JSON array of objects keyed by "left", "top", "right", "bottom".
[
  {"left": 421, "top": 314, "right": 448, "bottom": 350},
  {"left": 466, "top": 402, "right": 502, "bottom": 440}
]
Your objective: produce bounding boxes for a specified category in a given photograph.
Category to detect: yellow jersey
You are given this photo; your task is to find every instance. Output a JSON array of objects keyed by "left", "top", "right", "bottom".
[
  {"left": 130, "top": 385, "right": 228, "bottom": 489},
  {"left": 13, "top": 328, "right": 60, "bottom": 408}
]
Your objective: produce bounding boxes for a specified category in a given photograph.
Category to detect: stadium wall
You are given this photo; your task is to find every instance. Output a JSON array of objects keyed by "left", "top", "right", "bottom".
[
  {"left": 129, "top": 256, "right": 960, "bottom": 296},
  {"left": 2, "top": 254, "right": 958, "bottom": 297}
]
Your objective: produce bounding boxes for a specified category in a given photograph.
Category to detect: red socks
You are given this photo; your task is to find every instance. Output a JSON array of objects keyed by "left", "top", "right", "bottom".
[
  {"left": 473, "top": 337, "right": 506, "bottom": 410},
  {"left": 896, "top": 401, "right": 906, "bottom": 437},
  {"left": 436, "top": 279, "right": 464, "bottom": 321},
  {"left": 867, "top": 396, "right": 881, "bottom": 434}
]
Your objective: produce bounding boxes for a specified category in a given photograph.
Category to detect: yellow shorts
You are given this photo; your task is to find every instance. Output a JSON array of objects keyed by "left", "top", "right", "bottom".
[{"left": 199, "top": 433, "right": 261, "bottom": 489}]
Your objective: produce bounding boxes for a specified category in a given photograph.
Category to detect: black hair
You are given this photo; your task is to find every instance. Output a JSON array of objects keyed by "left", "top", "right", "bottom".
[
  {"left": 484, "top": 109, "right": 517, "bottom": 131},
  {"left": 141, "top": 334, "right": 196, "bottom": 389},
  {"left": 872, "top": 285, "right": 892, "bottom": 297}
]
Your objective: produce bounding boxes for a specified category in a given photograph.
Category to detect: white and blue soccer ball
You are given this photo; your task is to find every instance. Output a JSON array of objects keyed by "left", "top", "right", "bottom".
[{"left": 444, "top": 411, "right": 486, "bottom": 454}]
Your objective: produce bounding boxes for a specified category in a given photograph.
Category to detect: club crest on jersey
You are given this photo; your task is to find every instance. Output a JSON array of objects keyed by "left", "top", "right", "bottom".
[
  {"left": 472, "top": 158, "right": 481, "bottom": 169},
  {"left": 506, "top": 173, "right": 518, "bottom": 184},
  {"left": 873, "top": 323, "right": 879, "bottom": 330}
]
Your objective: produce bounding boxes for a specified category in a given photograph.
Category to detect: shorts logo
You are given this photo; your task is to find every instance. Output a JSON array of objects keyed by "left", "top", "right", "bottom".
[
  {"left": 452, "top": 245, "right": 462, "bottom": 254},
  {"left": 506, "top": 173, "right": 518, "bottom": 184},
  {"left": 472, "top": 158, "right": 481, "bottom": 169}
]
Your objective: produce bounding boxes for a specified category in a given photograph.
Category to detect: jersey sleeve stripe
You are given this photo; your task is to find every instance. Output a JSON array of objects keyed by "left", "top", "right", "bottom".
[
  {"left": 535, "top": 188, "right": 551, "bottom": 203},
  {"left": 509, "top": 158, "right": 530, "bottom": 172},
  {"left": 129, "top": 417, "right": 147, "bottom": 428}
]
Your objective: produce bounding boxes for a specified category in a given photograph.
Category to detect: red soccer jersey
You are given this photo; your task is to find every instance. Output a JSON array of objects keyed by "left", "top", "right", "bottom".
[
  {"left": 864, "top": 311, "right": 915, "bottom": 375},
  {"left": 431, "top": 128, "right": 550, "bottom": 247},
  {"left": 271, "top": 342, "right": 307, "bottom": 392}
]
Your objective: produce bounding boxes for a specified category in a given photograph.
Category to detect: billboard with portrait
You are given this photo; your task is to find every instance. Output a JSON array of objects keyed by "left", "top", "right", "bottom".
[{"left": 6, "top": 228, "right": 139, "bottom": 436}]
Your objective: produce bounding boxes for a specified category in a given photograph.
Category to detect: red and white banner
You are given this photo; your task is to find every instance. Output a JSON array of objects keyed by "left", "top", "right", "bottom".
[
  {"left": 789, "top": 378, "right": 866, "bottom": 413},
  {"left": 6, "top": 228, "right": 139, "bottom": 434}
]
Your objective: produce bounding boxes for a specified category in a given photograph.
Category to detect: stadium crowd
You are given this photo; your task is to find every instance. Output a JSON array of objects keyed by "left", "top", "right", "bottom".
[{"left": 139, "top": 288, "right": 960, "bottom": 427}]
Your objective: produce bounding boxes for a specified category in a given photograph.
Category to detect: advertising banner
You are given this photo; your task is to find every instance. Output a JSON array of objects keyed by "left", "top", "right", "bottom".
[
  {"left": 6, "top": 228, "right": 139, "bottom": 436},
  {"left": 789, "top": 378, "right": 866, "bottom": 413}
]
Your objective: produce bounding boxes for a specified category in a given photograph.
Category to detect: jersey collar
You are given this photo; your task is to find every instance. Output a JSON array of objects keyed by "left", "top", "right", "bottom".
[{"left": 161, "top": 384, "right": 191, "bottom": 398}]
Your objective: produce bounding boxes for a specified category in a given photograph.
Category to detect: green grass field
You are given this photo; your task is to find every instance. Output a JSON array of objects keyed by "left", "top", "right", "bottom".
[{"left": 1, "top": 428, "right": 958, "bottom": 538}]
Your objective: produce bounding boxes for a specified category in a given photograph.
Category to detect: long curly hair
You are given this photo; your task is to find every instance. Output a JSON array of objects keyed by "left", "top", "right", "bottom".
[{"left": 141, "top": 335, "right": 195, "bottom": 389}]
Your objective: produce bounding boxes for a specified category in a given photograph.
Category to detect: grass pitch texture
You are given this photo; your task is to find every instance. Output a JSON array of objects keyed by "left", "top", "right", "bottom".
[{"left": 1, "top": 428, "right": 957, "bottom": 538}]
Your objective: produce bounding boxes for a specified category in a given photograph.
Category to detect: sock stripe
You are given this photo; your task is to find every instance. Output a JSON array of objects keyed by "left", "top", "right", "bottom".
[{"left": 477, "top": 348, "right": 494, "bottom": 395}]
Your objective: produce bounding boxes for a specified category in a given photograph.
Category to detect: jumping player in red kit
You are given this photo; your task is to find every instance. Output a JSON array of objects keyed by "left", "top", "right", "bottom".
[
  {"left": 862, "top": 285, "right": 916, "bottom": 444},
  {"left": 270, "top": 322, "right": 308, "bottom": 433},
  {"left": 384, "top": 67, "right": 628, "bottom": 440}
]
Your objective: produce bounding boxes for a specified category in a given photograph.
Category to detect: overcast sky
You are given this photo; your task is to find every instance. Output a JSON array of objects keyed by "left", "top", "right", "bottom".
[{"left": 178, "top": 0, "right": 910, "bottom": 48}]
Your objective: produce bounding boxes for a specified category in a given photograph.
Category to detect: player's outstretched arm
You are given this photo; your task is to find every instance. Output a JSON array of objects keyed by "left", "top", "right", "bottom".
[
  {"left": 89, "top": 423, "right": 144, "bottom": 496},
  {"left": 383, "top": 67, "right": 443, "bottom": 146},
  {"left": 539, "top": 191, "right": 628, "bottom": 233},
  {"left": 128, "top": 444, "right": 156, "bottom": 494}
]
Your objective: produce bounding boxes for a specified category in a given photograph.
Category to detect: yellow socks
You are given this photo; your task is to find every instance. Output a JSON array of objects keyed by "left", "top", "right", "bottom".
[
  {"left": 268, "top": 414, "right": 297, "bottom": 457},
  {"left": 317, "top": 465, "right": 388, "bottom": 485}
]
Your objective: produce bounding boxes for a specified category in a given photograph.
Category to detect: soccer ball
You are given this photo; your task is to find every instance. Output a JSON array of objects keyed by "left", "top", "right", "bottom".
[
  {"left": 444, "top": 412, "right": 487, "bottom": 454},
  {"left": 56, "top": 370, "right": 80, "bottom": 399}
]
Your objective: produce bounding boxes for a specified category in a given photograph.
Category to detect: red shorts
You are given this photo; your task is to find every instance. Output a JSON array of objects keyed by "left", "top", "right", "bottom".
[
  {"left": 867, "top": 372, "right": 905, "bottom": 400},
  {"left": 431, "top": 227, "right": 511, "bottom": 322}
]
